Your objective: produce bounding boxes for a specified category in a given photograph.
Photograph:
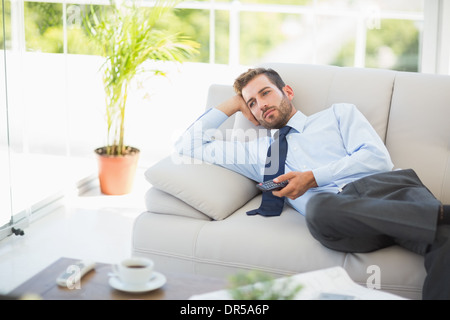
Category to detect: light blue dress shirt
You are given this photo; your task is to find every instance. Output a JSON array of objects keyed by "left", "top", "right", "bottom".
[{"left": 175, "top": 103, "right": 394, "bottom": 215}]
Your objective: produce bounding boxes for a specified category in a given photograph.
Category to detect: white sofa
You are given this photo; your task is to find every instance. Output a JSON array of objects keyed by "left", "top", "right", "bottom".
[{"left": 132, "top": 63, "right": 450, "bottom": 300}]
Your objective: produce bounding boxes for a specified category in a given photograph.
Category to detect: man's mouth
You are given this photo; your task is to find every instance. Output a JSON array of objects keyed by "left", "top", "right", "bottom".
[{"left": 264, "top": 108, "right": 275, "bottom": 119}]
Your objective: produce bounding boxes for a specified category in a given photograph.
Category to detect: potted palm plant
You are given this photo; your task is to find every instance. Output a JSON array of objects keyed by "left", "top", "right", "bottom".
[{"left": 85, "top": 0, "right": 199, "bottom": 195}]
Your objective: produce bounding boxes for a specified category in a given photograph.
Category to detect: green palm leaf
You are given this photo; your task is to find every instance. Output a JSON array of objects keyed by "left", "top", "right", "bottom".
[{"left": 84, "top": 0, "right": 199, "bottom": 155}]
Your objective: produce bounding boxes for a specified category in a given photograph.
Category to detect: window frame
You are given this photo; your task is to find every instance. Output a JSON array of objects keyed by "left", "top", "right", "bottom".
[{"left": 422, "top": 0, "right": 450, "bottom": 74}]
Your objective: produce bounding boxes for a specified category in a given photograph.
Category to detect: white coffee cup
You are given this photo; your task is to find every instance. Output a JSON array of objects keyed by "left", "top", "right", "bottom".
[{"left": 112, "top": 257, "right": 154, "bottom": 286}]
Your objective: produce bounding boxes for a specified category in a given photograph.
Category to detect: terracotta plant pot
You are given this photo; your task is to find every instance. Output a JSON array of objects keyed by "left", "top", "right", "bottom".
[{"left": 95, "top": 146, "right": 140, "bottom": 195}]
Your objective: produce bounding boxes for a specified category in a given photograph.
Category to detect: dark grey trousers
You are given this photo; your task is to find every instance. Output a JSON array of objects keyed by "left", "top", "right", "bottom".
[{"left": 305, "top": 169, "right": 450, "bottom": 300}]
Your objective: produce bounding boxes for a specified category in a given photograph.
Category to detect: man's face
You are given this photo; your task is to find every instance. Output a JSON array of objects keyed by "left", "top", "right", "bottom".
[{"left": 241, "top": 74, "right": 295, "bottom": 129}]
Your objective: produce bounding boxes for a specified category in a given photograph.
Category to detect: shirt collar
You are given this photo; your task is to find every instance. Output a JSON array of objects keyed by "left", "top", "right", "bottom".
[{"left": 270, "top": 111, "right": 306, "bottom": 137}]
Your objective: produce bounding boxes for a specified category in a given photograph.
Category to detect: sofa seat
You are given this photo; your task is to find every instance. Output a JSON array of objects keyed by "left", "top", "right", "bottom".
[{"left": 133, "top": 192, "right": 425, "bottom": 299}]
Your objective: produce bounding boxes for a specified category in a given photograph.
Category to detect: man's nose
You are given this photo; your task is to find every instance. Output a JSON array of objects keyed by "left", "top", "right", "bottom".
[{"left": 257, "top": 98, "right": 268, "bottom": 111}]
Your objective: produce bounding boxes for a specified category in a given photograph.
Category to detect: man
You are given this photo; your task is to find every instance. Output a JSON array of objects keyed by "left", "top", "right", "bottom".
[{"left": 175, "top": 67, "right": 450, "bottom": 300}]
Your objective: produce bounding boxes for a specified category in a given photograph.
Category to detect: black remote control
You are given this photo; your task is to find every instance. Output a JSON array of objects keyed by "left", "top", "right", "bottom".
[{"left": 256, "top": 180, "right": 289, "bottom": 192}]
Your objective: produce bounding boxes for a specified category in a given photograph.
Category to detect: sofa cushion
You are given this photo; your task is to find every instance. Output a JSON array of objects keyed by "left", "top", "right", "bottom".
[
  {"left": 145, "top": 187, "right": 211, "bottom": 221},
  {"left": 144, "top": 155, "right": 260, "bottom": 220}
]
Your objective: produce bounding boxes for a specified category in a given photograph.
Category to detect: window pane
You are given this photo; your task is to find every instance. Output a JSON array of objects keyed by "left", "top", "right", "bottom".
[
  {"left": 240, "top": 11, "right": 357, "bottom": 67},
  {"left": 0, "top": 0, "right": 11, "bottom": 50},
  {"left": 215, "top": 10, "right": 229, "bottom": 65},
  {"left": 366, "top": 19, "right": 422, "bottom": 72},
  {"left": 237, "top": 0, "right": 423, "bottom": 70},
  {"left": 316, "top": 15, "right": 356, "bottom": 67},
  {"left": 7, "top": 2, "right": 95, "bottom": 218},
  {"left": 24, "top": 2, "right": 63, "bottom": 53},
  {"left": 172, "top": 8, "right": 210, "bottom": 63},
  {"left": 67, "top": 4, "right": 101, "bottom": 55},
  {"left": 240, "top": 11, "right": 298, "bottom": 66}
]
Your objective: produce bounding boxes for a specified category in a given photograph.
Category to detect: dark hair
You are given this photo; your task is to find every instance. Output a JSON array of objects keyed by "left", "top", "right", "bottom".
[{"left": 233, "top": 68, "right": 286, "bottom": 95}]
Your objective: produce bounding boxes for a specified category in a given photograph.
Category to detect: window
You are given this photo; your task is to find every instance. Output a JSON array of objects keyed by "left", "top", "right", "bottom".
[{"left": 14, "top": 1, "right": 427, "bottom": 69}]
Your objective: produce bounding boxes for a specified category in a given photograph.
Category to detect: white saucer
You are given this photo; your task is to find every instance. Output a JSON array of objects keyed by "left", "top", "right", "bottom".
[{"left": 109, "top": 272, "right": 166, "bottom": 293}]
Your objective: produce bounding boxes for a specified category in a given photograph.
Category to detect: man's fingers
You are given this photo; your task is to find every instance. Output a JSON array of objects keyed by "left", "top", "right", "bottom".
[
  {"left": 272, "top": 183, "right": 293, "bottom": 198},
  {"left": 274, "top": 172, "right": 292, "bottom": 183}
]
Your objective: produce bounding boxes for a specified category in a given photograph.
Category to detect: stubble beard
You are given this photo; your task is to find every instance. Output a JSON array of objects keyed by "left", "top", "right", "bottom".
[{"left": 260, "top": 95, "right": 293, "bottom": 129}]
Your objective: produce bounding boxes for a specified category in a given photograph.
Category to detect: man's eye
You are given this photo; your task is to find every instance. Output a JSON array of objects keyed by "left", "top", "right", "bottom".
[
  {"left": 263, "top": 90, "right": 269, "bottom": 96},
  {"left": 249, "top": 101, "right": 255, "bottom": 108}
]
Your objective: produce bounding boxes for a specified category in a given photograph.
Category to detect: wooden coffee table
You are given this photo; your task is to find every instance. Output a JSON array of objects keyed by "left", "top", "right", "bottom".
[{"left": 9, "top": 257, "right": 228, "bottom": 300}]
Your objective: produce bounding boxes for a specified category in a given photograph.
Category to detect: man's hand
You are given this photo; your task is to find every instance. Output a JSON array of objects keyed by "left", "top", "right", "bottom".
[
  {"left": 216, "top": 95, "right": 260, "bottom": 126},
  {"left": 272, "top": 171, "right": 318, "bottom": 200}
]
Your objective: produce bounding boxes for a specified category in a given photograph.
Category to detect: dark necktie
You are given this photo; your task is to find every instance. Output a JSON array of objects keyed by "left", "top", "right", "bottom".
[{"left": 247, "top": 126, "right": 291, "bottom": 217}]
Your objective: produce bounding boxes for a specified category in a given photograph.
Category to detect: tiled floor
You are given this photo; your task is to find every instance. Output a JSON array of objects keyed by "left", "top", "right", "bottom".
[{"left": 0, "top": 167, "right": 151, "bottom": 295}]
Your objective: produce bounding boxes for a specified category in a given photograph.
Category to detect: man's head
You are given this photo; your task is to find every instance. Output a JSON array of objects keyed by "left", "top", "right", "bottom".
[
  {"left": 233, "top": 68, "right": 286, "bottom": 95},
  {"left": 234, "top": 68, "right": 296, "bottom": 129}
]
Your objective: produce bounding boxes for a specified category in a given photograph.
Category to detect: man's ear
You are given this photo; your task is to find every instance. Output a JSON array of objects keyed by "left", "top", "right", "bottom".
[{"left": 282, "top": 85, "right": 294, "bottom": 101}]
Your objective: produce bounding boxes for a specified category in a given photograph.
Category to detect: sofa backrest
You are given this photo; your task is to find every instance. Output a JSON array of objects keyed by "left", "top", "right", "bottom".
[
  {"left": 386, "top": 72, "right": 450, "bottom": 203},
  {"left": 205, "top": 63, "right": 450, "bottom": 202}
]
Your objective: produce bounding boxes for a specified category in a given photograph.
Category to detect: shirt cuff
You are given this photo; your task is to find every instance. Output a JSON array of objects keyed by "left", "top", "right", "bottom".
[{"left": 312, "top": 166, "right": 334, "bottom": 187}]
